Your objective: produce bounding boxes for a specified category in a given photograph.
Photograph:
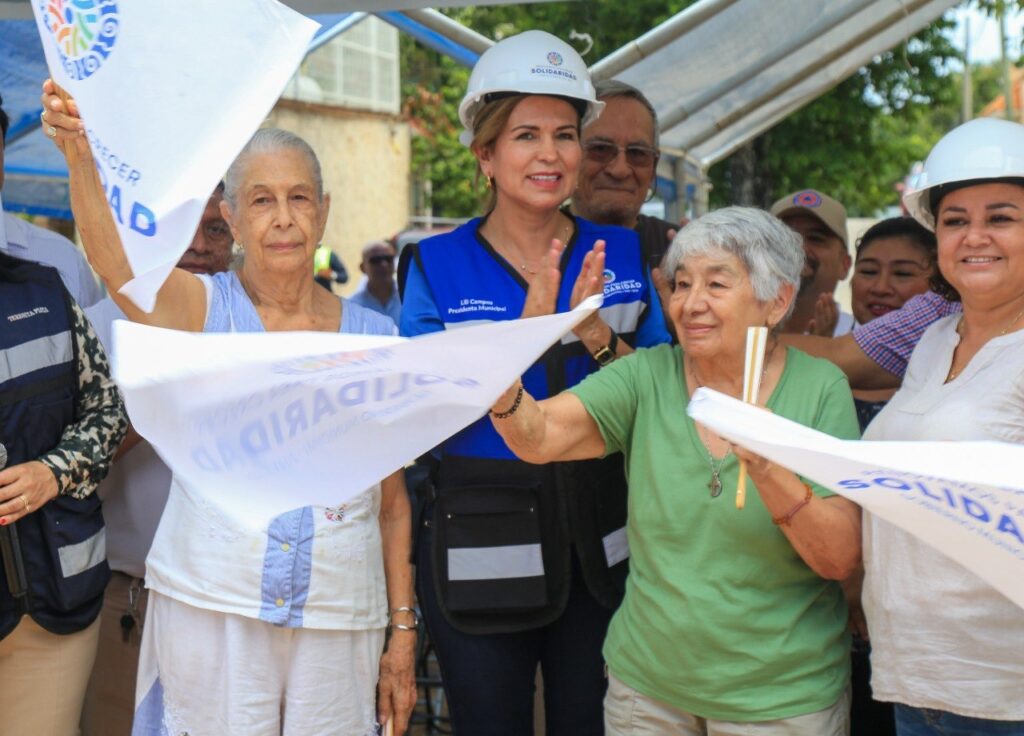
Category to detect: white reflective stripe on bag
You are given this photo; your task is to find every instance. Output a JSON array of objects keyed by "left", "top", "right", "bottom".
[
  {"left": 602, "top": 526, "right": 630, "bottom": 567},
  {"left": 448, "top": 543, "right": 544, "bottom": 581},
  {"left": 58, "top": 527, "right": 107, "bottom": 578}
]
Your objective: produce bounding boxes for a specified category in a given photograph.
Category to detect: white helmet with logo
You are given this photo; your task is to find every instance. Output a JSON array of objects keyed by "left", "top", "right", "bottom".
[
  {"left": 458, "top": 30, "right": 603, "bottom": 147},
  {"left": 903, "top": 117, "right": 1024, "bottom": 230}
]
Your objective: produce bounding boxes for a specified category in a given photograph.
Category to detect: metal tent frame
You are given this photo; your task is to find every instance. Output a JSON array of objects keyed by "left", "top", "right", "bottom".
[{"left": 1, "top": 0, "right": 960, "bottom": 218}]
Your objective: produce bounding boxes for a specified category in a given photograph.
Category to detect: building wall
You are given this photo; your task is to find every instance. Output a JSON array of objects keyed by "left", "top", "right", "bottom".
[{"left": 266, "top": 100, "right": 410, "bottom": 295}]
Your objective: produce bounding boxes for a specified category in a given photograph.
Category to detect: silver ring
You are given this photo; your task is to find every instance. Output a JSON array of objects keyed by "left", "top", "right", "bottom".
[
  {"left": 40, "top": 110, "right": 46, "bottom": 124},
  {"left": 46, "top": 125, "right": 57, "bottom": 138}
]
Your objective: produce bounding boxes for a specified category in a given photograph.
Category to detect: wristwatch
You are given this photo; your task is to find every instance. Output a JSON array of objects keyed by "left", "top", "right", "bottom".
[{"left": 592, "top": 330, "right": 619, "bottom": 367}]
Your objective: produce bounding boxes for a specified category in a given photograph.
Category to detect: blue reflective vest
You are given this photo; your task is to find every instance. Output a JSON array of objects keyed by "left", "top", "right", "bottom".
[
  {"left": 402, "top": 216, "right": 669, "bottom": 633},
  {"left": 0, "top": 255, "right": 109, "bottom": 637}
]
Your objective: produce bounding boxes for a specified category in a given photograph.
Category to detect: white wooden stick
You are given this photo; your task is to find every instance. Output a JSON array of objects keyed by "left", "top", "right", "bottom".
[{"left": 737, "top": 326, "right": 769, "bottom": 509}]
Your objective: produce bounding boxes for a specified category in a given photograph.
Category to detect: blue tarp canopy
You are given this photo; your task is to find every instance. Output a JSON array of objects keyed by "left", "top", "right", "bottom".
[{"left": 1, "top": 20, "right": 69, "bottom": 217}]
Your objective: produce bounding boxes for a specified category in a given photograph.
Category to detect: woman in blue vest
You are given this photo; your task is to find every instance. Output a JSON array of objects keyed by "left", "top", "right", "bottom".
[
  {"left": 43, "top": 87, "right": 416, "bottom": 734},
  {"left": 0, "top": 252, "right": 127, "bottom": 734},
  {"left": 400, "top": 31, "right": 670, "bottom": 735}
]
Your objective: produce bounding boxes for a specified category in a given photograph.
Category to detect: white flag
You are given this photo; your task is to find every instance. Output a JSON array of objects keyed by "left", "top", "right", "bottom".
[
  {"left": 32, "top": 0, "right": 319, "bottom": 311},
  {"left": 687, "top": 388, "right": 1024, "bottom": 610},
  {"left": 113, "top": 295, "right": 602, "bottom": 525}
]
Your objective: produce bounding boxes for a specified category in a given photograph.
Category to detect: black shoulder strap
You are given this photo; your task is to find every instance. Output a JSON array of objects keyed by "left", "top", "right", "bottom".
[{"left": 397, "top": 242, "right": 421, "bottom": 302}]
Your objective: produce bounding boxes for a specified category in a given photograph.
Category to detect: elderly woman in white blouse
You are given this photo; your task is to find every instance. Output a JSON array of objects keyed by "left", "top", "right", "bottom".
[{"left": 42, "top": 81, "right": 415, "bottom": 736}]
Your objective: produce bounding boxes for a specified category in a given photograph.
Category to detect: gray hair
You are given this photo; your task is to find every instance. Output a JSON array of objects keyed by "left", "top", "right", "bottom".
[
  {"left": 662, "top": 206, "right": 803, "bottom": 318},
  {"left": 223, "top": 128, "right": 324, "bottom": 210},
  {"left": 593, "top": 78, "right": 659, "bottom": 148}
]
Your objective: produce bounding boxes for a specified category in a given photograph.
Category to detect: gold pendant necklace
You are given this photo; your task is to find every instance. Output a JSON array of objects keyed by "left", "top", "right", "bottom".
[
  {"left": 688, "top": 344, "right": 773, "bottom": 497},
  {"left": 946, "top": 304, "right": 1024, "bottom": 382},
  {"left": 509, "top": 218, "right": 573, "bottom": 276},
  {"left": 688, "top": 364, "right": 733, "bottom": 498}
]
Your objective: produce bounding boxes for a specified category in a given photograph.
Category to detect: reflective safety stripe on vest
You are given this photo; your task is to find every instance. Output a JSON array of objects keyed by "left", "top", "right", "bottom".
[
  {"left": 313, "top": 245, "right": 332, "bottom": 273},
  {"left": 0, "top": 255, "right": 109, "bottom": 638}
]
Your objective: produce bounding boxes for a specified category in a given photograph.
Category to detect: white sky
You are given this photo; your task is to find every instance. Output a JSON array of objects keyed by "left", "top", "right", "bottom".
[{"left": 951, "top": 5, "right": 1022, "bottom": 64}]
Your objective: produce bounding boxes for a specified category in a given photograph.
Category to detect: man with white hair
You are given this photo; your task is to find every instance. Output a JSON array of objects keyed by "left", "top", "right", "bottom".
[{"left": 571, "top": 79, "right": 675, "bottom": 270}]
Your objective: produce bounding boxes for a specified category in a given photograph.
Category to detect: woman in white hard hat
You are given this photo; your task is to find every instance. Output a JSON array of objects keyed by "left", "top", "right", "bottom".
[
  {"left": 399, "top": 30, "right": 670, "bottom": 735},
  {"left": 861, "top": 117, "right": 1024, "bottom": 735}
]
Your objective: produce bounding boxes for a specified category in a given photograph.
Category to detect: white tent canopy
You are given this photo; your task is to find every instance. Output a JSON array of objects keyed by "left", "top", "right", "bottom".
[
  {"left": 1, "top": 0, "right": 960, "bottom": 217},
  {"left": 607, "top": 0, "right": 958, "bottom": 169}
]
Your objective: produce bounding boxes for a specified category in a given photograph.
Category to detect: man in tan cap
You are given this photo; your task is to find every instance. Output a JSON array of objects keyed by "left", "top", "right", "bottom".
[{"left": 771, "top": 189, "right": 854, "bottom": 335}]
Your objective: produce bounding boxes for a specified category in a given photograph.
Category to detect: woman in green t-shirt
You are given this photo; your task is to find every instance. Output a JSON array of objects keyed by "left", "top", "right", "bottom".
[{"left": 490, "top": 206, "right": 861, "bottom": 734}]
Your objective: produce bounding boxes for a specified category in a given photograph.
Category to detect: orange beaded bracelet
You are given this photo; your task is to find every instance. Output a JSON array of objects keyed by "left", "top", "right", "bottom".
[{"left": 772, "top": 483, "right": 813, "bottom": 527}]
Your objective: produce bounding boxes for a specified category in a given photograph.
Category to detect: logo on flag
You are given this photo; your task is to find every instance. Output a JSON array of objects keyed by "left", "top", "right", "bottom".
[
  {"left": 40, "top": 0, "right": 120, "bottom": 80},
  {"left": 547, "top": 51, "right": 564, "bottom": 66},
  {"left": 793, "top": 190, "right": 823, "bottom": 208}
]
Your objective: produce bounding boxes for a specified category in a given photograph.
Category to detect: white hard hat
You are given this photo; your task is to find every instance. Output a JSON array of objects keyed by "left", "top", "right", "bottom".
[
  {"left": 903, "top": 117, "right": 1024, "bottom": 230},
  {"left": 458, "top": 30, "right": 603, "bottom": 147}
]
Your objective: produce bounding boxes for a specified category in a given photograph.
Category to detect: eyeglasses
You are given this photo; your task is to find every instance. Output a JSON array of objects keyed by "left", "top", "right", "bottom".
[
  {"left": 202, "top": 220, "right": 233, "bottom": 244},
  {"left": 368, "top": 254, "right": 395, "bottom": 267},
  {"left": 583, "top": 140, "right": 659, "bottom": 168}
]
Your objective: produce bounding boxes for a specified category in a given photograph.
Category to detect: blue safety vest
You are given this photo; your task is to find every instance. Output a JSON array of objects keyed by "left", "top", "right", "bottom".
[
  {"left": 405, "top": 215, "right": 669, "bottom": 633},
  {"left": 0, "top": 254, "right": 109, "bottom": 637}
]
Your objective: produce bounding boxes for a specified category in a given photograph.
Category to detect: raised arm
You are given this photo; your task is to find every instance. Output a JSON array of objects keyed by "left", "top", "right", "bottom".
[
  {"left": 489, "top": 381, "right": 606, "bottom": 464},
  {"left": 780, "top": 333, "right": 901, "bottom": 391},
  {"left": 41, "top": 80, "right": 208, "bottom": 331}
]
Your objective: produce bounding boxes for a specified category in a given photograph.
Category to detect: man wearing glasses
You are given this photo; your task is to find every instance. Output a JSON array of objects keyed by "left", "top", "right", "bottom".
[
  {"left": 349, "top": 239, "right": 401, "bottom": 326},
  {"left": 571, "top": 79, "right": 675, "bottom": 270}
]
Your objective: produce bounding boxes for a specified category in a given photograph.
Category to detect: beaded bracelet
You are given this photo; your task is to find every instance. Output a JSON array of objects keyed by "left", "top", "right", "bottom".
[
  {"left": 772, "top": 483, "right": 813, "bottom": 527},
  {"left": 490, "top": 383, "right": 524, "bottom": 419}
]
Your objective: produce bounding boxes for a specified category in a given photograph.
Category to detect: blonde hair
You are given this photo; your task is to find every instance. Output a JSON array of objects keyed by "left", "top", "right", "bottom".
[{"left": 469, "top": 95, "right": 527, "bottom": 215}]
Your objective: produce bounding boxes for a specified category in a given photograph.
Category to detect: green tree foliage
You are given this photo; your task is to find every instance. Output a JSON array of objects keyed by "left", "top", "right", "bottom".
[
  {"left": 710, "top": 21, "right": 961, "bottom": 215},
  {"left": 401, "top": 2, "right": 966, "bottom": 218},
  {"left": 402, "top": 54, "right": 479, "bottom": 217},
  {"left": 969, "top": 60, "right": 1015, "bottom": 113},
  {"left": 401, "top": 2, "right": 694, "bottom": 218}
]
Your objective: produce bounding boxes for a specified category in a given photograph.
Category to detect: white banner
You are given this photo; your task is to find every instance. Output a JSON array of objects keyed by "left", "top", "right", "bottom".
[
  {"left": 113, "top": 296, "right": 601, "bottom": 525},
  {"left": 687, "top": 388, "right": 1024, "bottom": 610},
  {"left": 32, "top": 0, "right": 318, "bottom": 311}
]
